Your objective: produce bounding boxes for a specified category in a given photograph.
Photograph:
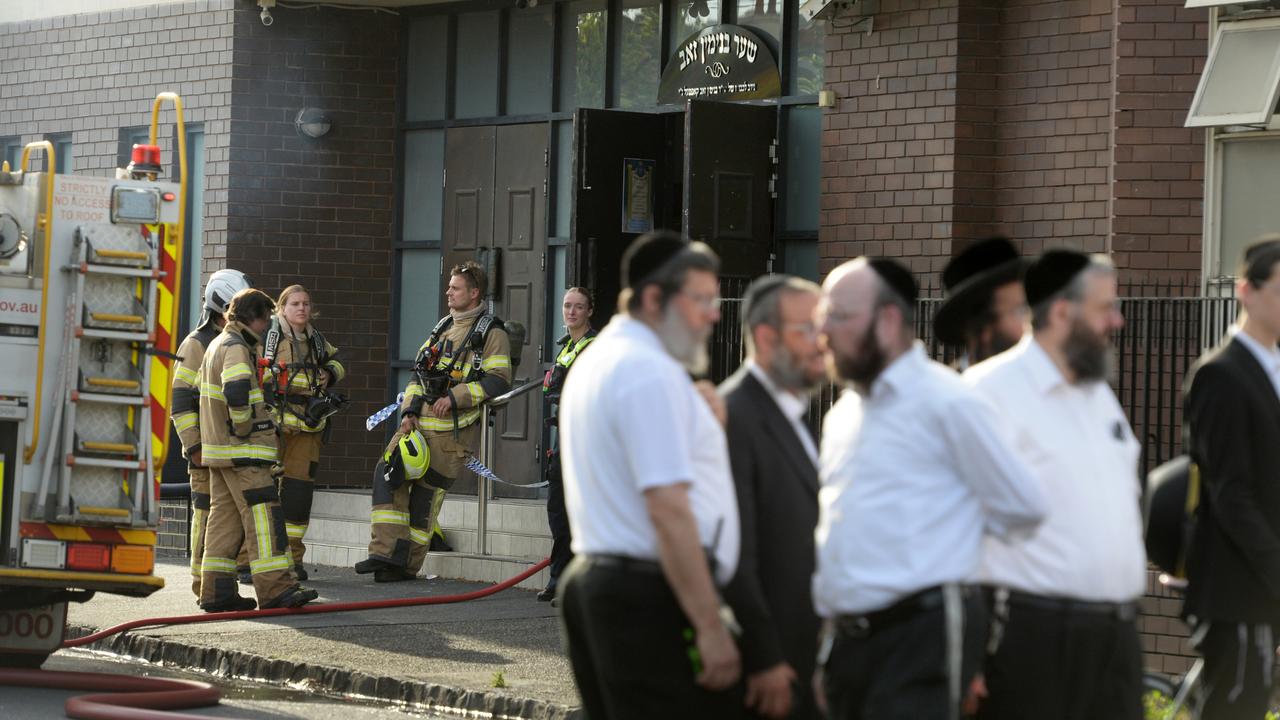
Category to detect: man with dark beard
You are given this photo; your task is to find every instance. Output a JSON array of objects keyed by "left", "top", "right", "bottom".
[
  {"left": 557, "top": 231, "right": 742, "bottom": 718},
  {"left": 812, "top": 258, "right": 1044, "bottom": 720},
  {"left": 963, "top": 249, "right": 1145, "bottom": 720},
  {"left": 934, "top": 237, "right": 1029, "bottom": 369},
  {"left": 718, "top": 275, "right": 825, "bottom": 719}
]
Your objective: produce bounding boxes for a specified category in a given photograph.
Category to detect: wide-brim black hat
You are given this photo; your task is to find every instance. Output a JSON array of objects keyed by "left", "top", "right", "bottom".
[{"left": 933, "top": 237, "right": 1028, "bottom": 346}]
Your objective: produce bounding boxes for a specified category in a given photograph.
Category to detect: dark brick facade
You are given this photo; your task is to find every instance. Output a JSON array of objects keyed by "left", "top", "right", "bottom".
[
  {"left": 821, "top": 0, "right": 1206, "bottom": 290},
  {"left": 224, "top": 3, "right": 399, "bottom": 487}
]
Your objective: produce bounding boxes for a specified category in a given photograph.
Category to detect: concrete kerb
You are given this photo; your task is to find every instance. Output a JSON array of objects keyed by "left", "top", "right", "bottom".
[{"left": 64, "top": 625, "right": 583, "bottom": 720}]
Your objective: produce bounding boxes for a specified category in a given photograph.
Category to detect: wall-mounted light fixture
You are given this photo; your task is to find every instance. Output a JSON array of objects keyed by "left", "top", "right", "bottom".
[{"left": 295, "top": 108, "right": 331, "bottom": 139}]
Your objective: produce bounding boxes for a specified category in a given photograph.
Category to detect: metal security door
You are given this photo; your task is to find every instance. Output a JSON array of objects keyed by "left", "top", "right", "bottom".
[
  {"left": 570, "top": 108, "right": 679, "bottom": 324},
  {"left": 683, "top": 100, "right": 775, "bottom": 279},
  {"left": 490, "top": 124, "right": 547, "bottom": 499}
]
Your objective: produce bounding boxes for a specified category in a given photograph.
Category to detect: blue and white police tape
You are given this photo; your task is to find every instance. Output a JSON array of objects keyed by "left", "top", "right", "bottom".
[
  {"left": 365, "top": 393, "right": 405, "bottom": 431},
  {"left": 464, "top": 455, "right": 549, "bottom": 488}
]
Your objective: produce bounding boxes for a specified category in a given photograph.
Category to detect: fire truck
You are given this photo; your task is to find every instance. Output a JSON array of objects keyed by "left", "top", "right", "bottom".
[{"left": 0, "top": 94, "right": 188, "bottom": 667}]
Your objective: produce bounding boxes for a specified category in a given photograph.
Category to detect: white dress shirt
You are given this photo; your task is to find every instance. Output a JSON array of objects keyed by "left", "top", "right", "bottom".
[
  {"left": 812, "top": 343, "right": 1045, "bottom": 617},
  {"left": 559, "top": 315, "right": 740, "bottom": 585},
  {"left": 747, "top": 359, "right": 819, "bottom": 465},
  {"left": 964, "top": 335, "right": 1146, "bottom": 602},
  {"left": 1231, "top": 326, "right": 1280, "bottom": 400}
]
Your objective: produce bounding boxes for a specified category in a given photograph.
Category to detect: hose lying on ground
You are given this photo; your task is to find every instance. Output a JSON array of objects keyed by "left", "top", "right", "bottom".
[
  {"left": 64, "top": 557, "right": 551, "bottom": 648},
  {"left": 0, "top": 558, "right": 551, "bottom": 719},
  {"left": 0, "top": 668, "right": 220, "bottom": 720}
]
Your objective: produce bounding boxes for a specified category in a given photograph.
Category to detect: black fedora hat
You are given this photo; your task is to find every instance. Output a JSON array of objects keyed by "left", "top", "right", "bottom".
[{"left": 933, "top": 237, "right": 1028, "bottom": 346}]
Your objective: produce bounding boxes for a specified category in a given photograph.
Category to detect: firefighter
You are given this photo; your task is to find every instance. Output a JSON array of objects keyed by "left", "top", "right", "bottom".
[
  {"left": 171, "top": 269, "right": 252, "bottom": 600},
  {"left": 354, "top": 261, "right": 512, "bottom": 582},
  {"left": 198, "top": 288, "right": 317, "bottom": 611},
  {"left": 262, "top": 285, "right": 345, "bottom": 582},
  {"left": 538, "top": 287, "right": 596, "bottom": 603}
]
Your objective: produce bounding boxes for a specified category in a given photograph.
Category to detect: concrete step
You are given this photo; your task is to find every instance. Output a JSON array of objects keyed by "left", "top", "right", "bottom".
[{"left": 305, "top": 490, "right": 553, "bottom": 591}]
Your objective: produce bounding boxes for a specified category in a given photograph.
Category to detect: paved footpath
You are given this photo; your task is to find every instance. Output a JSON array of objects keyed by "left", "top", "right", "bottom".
[{"left": 64, "top": 558, "right": 581, "bottom": 719}]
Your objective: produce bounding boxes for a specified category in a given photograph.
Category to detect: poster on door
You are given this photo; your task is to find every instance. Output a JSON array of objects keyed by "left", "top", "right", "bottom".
[{"left": 622, "top": 158, "right": 655, "bottom": 234}]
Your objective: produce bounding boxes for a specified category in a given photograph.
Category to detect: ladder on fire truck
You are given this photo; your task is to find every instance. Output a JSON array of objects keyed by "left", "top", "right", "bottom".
[{"left": 47, "top": 219, "right": 165, "bottom": 528}]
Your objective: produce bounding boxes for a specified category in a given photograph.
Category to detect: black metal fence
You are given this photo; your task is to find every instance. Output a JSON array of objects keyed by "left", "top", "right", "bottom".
[{"left": 713, "top": 283, "right": 1239, "bottom": 475}]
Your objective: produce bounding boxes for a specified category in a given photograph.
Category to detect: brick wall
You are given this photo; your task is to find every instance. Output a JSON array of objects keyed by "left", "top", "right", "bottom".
[
  {"left": 0, "top": 0, "right": 234, "bottom": 264},
  {"left": 993, "top": 0, "right": 1113, "bottom": 256},
  {"left": 225, "top": 3, "right": 399, "bottom": 487},
  {"left": 820, "top": 0, "right": 962, "bottom": 280},
  {"left": 1113, "top": 0, "right": 1207, "bottom": 287}
]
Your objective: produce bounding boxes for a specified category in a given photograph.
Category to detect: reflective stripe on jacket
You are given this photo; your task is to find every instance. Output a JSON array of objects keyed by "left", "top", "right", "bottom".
[{"left": 198, "top": 320, "right": 278, "bottom": 467}]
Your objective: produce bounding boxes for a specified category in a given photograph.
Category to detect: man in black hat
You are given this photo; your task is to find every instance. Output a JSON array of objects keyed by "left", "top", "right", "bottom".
[
  {"left": 1181, "top": 237, "right": 1280, "bottom": 720},
  {"left": 934, "top": 237, "right": 1029, "bottom": 369},
  {"left": 557, "top": 230, "right": 743, "bottom": 717},
  {"left": 963, "top": 249, "right": 1145, "bottom": 720},
  {"left": 812, "top": 257, "right": 1044, "bottom": 720}
]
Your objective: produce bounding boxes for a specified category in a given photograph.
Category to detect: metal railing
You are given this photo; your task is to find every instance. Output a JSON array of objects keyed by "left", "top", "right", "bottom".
[{"left": 713, "top": 289, "right": 1240, "bottom": 476}]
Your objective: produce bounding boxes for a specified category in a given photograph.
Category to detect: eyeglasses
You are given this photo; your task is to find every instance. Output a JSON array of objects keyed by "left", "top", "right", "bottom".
[{"left": 680, "top": 290, "right": 721, "bottom": 312}]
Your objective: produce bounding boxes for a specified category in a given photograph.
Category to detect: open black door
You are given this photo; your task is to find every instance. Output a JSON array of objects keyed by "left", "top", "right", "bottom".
[
  {"left": 570, "top": 108, "right": 682, "bottom": 324},
  {"left": 683, "top": 100, "right": 776, "bottom": 281}
]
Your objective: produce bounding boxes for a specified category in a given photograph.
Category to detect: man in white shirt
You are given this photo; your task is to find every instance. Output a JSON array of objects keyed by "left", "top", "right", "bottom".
[
  {"left": 718, "top": 275, "right": 825, "bottom": 720},
  {"left": 964, "top": 250, "right": 1145, "bottom": 720},
  {"left": 812, "top": 258, "right": 1045, "bottom": 720},
  {"left": 558, "top": 231, "right": 742, "bottom": 718}
]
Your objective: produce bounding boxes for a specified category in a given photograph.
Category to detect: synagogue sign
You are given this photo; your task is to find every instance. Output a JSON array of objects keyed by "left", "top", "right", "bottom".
[{"left": 657, "top": 24, "right": 781, "bottom": 105}]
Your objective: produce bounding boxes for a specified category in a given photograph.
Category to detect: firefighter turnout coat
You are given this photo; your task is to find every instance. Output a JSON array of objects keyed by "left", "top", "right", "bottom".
[{"left": 198, "top": 321, "right": 278, "bottom": 467}]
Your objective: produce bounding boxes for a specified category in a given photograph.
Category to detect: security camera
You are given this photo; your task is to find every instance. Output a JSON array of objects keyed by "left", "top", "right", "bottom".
[{"left": 258, "top": 0, "right": 275, "bottom": 26}]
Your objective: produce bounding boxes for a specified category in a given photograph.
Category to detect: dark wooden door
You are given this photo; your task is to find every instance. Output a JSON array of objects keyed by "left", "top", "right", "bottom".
[
  {"left": 683, "top": 100, "right": 775, "bottom": 279},
  {"left": 570, "top": 108, "right": 678, "bottom": 324}
]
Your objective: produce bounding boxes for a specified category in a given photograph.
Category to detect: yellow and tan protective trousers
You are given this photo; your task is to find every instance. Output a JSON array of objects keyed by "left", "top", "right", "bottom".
[
  {"left": 279, "top": 429, "right": 322, "bottom": 566},
  {"left": 366, "top": 424, "right": 478, "bottom": 573},
  {"left": 190, "top": 465, "right": 251, "bottom": 599},
  {"left": 199, "top": 465, "right": 296, "bottom": 607}
]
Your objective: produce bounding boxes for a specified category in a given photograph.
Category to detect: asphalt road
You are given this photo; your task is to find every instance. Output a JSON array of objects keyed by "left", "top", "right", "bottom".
[{"left": 0, "top": 649, "right": 449, "bottom": 719}]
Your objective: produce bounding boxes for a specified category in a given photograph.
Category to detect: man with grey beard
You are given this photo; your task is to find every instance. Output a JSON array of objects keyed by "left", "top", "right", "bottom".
[
  {"left": 719, "top": 275, "right": 825, "bottom": 719},
  {"left": 963, "top": 249, "right": 1145, "bottom": 720},
  {"left": 557, "top": 231, "right": 742, "bottom": 718}
]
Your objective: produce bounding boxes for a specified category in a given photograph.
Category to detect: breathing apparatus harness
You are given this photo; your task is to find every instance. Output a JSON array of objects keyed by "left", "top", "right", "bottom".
[
  {"left": 410, "top": 310, "right": 505, "bottom": 438},
  {"left": 260, "top": 317, "right": 348, "bottom": 432}
]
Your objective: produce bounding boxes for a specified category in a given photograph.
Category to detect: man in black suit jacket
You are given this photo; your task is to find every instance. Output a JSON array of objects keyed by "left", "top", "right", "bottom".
[
  {"left": 1183, "top": 237, "right": 1280, "bottom": 720},
  {"left": 720, "top": 275, "right": 825, "bottom": 720}
]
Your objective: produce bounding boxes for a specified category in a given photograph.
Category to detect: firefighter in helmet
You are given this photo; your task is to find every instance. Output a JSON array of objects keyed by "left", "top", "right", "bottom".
[
  {"left": 260, "top": 285, "right": 346, "bottom": 582},
  {"left": 355, "top": 261, "right": 512, "bottom": 582},
  {"left": 170, "top": 268, "right": 251, "bottom": 600},
  {"left": 197, "top": 288, "right": 317, "bottom": 611}
]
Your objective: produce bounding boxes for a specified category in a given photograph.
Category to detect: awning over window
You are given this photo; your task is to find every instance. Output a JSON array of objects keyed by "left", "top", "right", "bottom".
[{"left": 1186, "top": 18, "right": 1280, "bottom": 127}]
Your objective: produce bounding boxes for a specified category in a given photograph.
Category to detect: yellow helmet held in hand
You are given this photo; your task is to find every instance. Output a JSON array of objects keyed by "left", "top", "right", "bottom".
[{"left": 387, "top": 430, "right": 430, "bottom": 481}]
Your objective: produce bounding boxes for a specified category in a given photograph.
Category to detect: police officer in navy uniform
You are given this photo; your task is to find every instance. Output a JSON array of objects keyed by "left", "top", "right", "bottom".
[{"left": 539, "top": 287, "right": 597, "bottom": 603}]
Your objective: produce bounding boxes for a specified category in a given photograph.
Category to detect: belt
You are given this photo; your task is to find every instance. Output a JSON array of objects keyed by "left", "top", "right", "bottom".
[
  {"left": 1006, "top": 590, "right": 1137, "bottom": 622},
  {"left": 581, "top": 553, "right": 664, "bottom": 575},
  {"left": 835, "top": 585, "right": 970, "bottom": 639}
]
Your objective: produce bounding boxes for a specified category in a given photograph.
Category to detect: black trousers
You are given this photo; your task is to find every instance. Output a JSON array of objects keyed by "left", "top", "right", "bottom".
[
  {"left": 545, "top": 453, "right": 573, "bottom": 588},
  {"left": 559, "top": 556, "right": 742, "bottom": 720},
  {"left": 823, "top": 586, "right": 986, "bottom": 720},
  {"left": 1196, "top": 620, "right": 1276, "bottom": 720},
  {"left": 978, "top": 595, "right": 1142, "bottom": 720}
]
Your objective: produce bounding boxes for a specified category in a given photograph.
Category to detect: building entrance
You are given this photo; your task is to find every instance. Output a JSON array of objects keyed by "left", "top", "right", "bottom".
[{"left": 571, "top": 100, "right": 777, "bottom": 330}]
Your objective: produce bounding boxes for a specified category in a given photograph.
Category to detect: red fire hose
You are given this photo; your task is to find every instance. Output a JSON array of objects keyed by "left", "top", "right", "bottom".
[
  {"left": 0, "top": 558, "right": 550, "bottom": 719},
  {"left": 65, "top": 557, "right": 550, "bottom": 647}
]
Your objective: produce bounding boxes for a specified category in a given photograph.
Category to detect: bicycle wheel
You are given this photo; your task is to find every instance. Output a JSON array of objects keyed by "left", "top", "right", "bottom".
[{"left": 1143, "top": 671, "right": 1197, "bottom": 720}]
